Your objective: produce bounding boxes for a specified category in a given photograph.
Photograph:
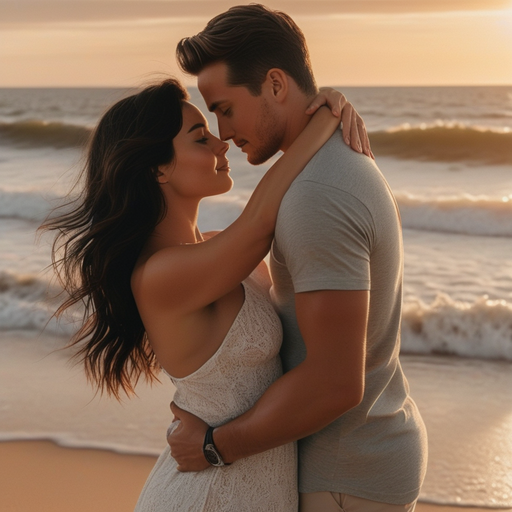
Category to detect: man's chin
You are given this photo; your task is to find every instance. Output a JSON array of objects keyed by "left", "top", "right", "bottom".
[
  {"left": 247, "top": 154, "right": 269, "bottom": 166},
  {"left": 246, "top": 148, "right": 276, "bottom": 166}
]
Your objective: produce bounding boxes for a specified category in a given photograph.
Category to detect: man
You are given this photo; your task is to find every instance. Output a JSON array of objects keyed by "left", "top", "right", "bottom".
[{"left": 169, "top": 5, "right": 427, "bottom": 511}]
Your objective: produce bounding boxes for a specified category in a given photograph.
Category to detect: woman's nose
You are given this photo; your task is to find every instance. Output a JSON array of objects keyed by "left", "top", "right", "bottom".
[{"left": 214, "top": 139, "right": 229, "bottom": 155}]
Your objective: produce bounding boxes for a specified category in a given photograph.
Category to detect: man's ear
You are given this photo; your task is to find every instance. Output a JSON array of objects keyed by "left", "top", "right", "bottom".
[{"left": 265, "top": 68, "right": 289, "bottom": 103}]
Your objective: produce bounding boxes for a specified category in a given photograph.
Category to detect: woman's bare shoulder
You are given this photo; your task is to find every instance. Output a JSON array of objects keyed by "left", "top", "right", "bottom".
[
  {"left": 131, "top": 246, "right": 185, "bottom": 308},
  {"left": 132, "top": 227, "right": 268, "bottom": 315}
]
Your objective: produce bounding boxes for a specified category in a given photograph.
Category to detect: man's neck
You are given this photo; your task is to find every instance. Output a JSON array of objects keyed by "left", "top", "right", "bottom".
[{"left": 280, "top": 93, "right": 317, "bottom": 152}]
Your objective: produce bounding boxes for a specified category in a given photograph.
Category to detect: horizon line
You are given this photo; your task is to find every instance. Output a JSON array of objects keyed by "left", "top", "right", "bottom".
[{"left": 1, "top": 83, "right": 511, "bottom": 89}]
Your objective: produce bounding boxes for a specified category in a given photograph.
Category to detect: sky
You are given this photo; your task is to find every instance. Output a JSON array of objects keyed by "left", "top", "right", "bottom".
[{"left": 1, "top": 0, "right": 512, "bottom": 87}]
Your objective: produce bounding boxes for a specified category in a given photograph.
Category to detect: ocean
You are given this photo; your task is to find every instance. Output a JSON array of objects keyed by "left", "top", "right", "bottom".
[{"left": 0, "top": 86, "right": 511, "bottom": 507}]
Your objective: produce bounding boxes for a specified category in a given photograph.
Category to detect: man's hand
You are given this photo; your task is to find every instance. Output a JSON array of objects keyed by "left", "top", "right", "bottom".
[
  {"left": 167, "top": 402, "right": 210, "bottom": 472},
  {"left": 306, "top": 87, "right": 374, "bottom": 159}
]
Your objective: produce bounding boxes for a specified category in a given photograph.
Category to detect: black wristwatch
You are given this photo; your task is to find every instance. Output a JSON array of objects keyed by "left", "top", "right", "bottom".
[{"left": 203, "top": 426, "right": 231, "bottom": 467}]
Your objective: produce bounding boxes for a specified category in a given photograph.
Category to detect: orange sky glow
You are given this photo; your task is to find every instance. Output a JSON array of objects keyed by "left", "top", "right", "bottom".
[{"left": 1, "top": 0, "right": 511, "bottom": 87}]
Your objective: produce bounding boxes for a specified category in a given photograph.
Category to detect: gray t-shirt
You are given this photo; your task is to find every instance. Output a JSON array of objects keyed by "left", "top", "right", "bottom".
[{"left": 270, "top": 131, "right": 428, "bottom": 504}]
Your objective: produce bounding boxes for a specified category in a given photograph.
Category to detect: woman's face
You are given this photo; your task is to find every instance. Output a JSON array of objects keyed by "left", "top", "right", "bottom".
[{"left": 159, "top": 101, "right": 232, "bottom": 199}]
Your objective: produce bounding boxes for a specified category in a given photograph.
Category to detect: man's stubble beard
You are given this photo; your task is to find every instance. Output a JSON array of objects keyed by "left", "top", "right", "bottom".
[{"left": 247, "top": 98, "right": 284, "bottom": 166}]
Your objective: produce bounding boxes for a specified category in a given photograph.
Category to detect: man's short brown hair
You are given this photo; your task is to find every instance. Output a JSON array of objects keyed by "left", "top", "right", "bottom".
[{"left": 176, "top": 4, "right": 317, "bottom": 96}]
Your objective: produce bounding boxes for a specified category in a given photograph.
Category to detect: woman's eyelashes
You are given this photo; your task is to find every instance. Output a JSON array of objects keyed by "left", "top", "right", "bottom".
[{"left": 196, "top": 136, "right": 209, "bottom": 144}]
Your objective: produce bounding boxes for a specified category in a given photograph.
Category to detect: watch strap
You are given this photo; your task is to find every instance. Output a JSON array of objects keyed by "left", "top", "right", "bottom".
[{"left": 203, "top": 426, "right": 231, "bottom": 466}]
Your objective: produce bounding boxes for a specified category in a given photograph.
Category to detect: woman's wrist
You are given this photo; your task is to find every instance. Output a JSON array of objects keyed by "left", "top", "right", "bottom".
[{"left": 290, "top": 106, "right": 338, "bottom": 154}]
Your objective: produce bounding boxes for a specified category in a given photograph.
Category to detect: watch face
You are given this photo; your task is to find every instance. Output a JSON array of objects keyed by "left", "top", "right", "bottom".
[{"left": 204, "top": 444, "right": 222, "bottom": 466}]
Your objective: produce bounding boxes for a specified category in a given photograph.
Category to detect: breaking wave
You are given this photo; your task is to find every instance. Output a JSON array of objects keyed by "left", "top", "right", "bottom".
[
  {"left": 396, "top": 192, "right": 512, "bottom": 237},
  {"left": 0, "top": 120, "right": 91, "bottom": 149},
  {"left": 401, "top": 293, "right": 512, "bottom": 362},
  {"left": 2, "top": 186, "right": 511, "bottom": 239},
  {"left": 0, "top": 270, "right": 77, "bottom": 338},
  {"left": 3, "top": 269, "right": 511, "bottom": 363},
  {"left": 2, "top": 118, "right": 511, "bottom": 167},
  {"left": 370, "top": 122, "right": 512, "bottom": 165}
]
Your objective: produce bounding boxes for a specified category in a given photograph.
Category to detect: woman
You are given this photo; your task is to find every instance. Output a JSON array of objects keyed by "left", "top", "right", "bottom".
[{"left": 43, "top": 78, "right": 370, "bottom": 511}]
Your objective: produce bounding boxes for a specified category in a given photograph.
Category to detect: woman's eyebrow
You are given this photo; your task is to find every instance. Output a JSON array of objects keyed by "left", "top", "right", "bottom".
[{"left": 187, "top": 123, "right": 206, "bottom": 133}]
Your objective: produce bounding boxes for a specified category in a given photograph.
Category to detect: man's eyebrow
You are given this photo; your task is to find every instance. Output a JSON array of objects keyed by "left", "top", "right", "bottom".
[{"left": 187, "top": 123, "right": 205, "bottom": 133}]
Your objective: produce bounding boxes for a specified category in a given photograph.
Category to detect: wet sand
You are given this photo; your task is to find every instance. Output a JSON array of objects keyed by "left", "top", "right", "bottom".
[{"left": 1, "top": 440, "right": 510, "bottom": 512}]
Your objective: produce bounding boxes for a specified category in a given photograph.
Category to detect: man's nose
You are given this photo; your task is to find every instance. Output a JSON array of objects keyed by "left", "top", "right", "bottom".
[{"left": 218, "top": 119, "right": 234, "bottom": 142}]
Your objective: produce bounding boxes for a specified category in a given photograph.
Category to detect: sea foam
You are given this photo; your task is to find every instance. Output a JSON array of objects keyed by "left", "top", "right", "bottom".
[
  {"left": 3, "top": 266, "right": 511, "bottom": 363},
  {"left": 396, "top": 192, "right": 512, "bottom": 237},
  {"left": 2, "top": 185, "right": 511, "bottom": 239},
  {"left": 401, "top": 293, "right": 512, "bottom": 361},
  {"left": 0, "top": 270, "right": 75, "bottom": 337}
]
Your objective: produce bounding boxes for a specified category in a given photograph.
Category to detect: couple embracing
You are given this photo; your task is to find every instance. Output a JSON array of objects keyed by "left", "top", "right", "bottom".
[{"left": 45, "top": 4, "right": 427, "bottom": 511}]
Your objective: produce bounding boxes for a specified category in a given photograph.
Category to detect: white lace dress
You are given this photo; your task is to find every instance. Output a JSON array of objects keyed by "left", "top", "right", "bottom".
[{"left": 134, "top": 274, "right": 298, "bottom": 511}]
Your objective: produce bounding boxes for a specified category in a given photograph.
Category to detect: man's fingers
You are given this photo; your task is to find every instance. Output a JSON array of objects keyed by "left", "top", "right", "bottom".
[
  {"left": 176, "top": 465, "right": 193, "bottom": 473},
  {"left": 166, "top": 421, "right": 179, "bottom": 440},
  {"left": 170, "top": 401, "right": 182, "bottom": 420}
]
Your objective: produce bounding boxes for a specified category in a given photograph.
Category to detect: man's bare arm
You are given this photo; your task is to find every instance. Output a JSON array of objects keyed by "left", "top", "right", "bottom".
[{"left": 169, "top": 289, "right": 369, "bottom": 470}]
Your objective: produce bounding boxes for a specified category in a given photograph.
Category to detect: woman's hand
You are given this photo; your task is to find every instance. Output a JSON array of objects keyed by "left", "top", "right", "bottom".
[{"left": 306, "top": 87, "right": 374, "bottom": 159}]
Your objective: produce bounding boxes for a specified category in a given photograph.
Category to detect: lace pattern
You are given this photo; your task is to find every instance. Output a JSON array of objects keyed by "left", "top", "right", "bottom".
[{"left": 135, "top": 274, "right": 298, "bottom": 511}]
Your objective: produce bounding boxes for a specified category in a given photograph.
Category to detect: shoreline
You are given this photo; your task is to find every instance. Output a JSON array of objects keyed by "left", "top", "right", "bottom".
[
  {"left": 1, "top": 440, "right": 510, "bottom": 512},
  {"left": 2, "top": 333, "right": 512, "bottom": 509}
]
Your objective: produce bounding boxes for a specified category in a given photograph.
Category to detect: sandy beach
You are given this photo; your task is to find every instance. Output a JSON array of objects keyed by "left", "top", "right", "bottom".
[
  {"left": 0, "top": 440, "right": 508, "bottom": 512},
  {"left": 0, "top": 440, "right": 156, "bottom": 512}
]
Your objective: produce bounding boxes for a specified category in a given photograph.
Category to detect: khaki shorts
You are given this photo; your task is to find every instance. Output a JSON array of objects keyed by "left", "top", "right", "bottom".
[{"left": 299, "top": 492, "right": 417, "bottom": 512}]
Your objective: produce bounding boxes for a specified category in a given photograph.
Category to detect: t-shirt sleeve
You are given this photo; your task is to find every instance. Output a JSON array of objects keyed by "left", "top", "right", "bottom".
[{"left": 275, "top": 180, "right": 375, "bottom": 293}]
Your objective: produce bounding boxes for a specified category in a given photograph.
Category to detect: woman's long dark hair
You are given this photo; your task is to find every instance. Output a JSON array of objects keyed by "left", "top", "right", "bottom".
[{"left": 41, "top": 78, "right": 188, "bottom": 398}]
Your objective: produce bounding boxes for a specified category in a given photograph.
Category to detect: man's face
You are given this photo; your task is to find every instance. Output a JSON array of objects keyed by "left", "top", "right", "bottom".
[{"left": 197, "top": 62, "right": 284, "bottom": 165}]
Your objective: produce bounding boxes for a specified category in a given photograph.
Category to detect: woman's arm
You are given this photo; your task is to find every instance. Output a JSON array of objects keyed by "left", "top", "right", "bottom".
[{"left": 140, "top": 107, "right": 339, "bottom": 315}]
